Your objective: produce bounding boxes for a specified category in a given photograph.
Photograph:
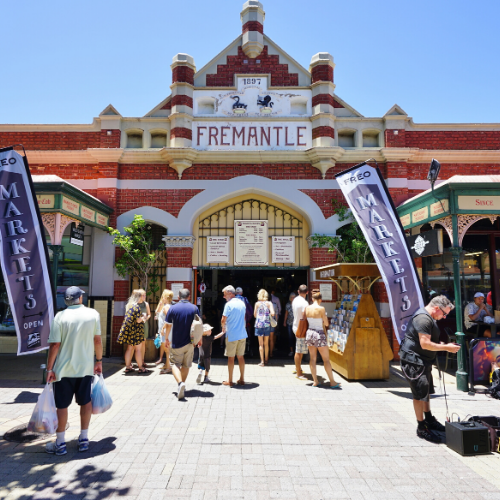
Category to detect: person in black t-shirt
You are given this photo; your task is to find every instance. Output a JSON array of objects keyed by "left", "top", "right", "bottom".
[{"left": 399, "top": 295, "right": 460, "bottom": 443}]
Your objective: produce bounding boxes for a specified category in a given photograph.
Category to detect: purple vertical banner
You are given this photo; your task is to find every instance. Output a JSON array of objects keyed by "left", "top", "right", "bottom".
[
  {"left": 0, "top": 147, "right": 54, "bottom": 355},
  {"left": 335, "top": 162, "right": 424, "bottom": 343}
]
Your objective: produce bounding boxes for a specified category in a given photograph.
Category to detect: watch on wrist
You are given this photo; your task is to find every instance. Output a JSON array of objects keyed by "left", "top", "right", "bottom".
[
  {"left": 95, "top": 358, "right": 102, "bottom": 362},
  {"left": 46, "top": 369, "right": 53, "bottom": 373}
]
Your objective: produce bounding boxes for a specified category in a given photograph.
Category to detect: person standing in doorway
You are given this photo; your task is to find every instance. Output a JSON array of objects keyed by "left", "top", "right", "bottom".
[
  {"left": 156, "top": 289, "right": 173, "bottom": 373},
  {"left": 283, "top": 292, "right": 296, "bottom": 357},
  {"left": 164, "top": 288, "right": 200, "bottom": 400},
  {"left": 292, "top": 285, "right": 309, "bottom": 380},
  {"left": 270, "top": 289, "right": 281, "bottom": 356},
  {"left": 254, "top": 289, "right": 275, "bottom": 366},
  {"left": 45, "top": 286, "right": 102, "bottom": 455},
  {"left": 221, "top": 285, "right": 247, "bottom": 386}
]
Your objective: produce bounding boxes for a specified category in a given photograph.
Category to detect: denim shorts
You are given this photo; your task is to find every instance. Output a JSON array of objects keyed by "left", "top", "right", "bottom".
[{"left": 255, "top": 327, "right": 271, "bottom": 337}]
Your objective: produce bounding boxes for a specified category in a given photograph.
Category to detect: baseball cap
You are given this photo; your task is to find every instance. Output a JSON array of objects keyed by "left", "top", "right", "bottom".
[
  {"left": 65, "top": 286, "right": 85, "bottom": 300},
  {"left": 474, "top": 292, "right": 485, "bottom": 298},
  {"left": 203, "top": 324, "right": 213, "bottom": 332},
  {"left": 235, "top": 287, "right": 243, "bottom": 294}
]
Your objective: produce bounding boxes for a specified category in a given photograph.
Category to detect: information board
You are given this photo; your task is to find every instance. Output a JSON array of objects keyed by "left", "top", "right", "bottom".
[
  {"left": 234, "top": 220, "right": 268, "bottom": 266},
  {"left": 271, "top": 236, "right": 295, "bottom": 263},
  {"left": 207, "top": 236, "right": 230, "bottom": 263},
  {"left": 319, "top": 283, "right": 333, "bottom": 301}
]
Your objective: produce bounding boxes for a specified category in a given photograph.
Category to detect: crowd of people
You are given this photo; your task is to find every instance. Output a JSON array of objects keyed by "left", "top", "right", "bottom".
[{"left": 114, "top": 283, "right": 342, "bottom": 399}]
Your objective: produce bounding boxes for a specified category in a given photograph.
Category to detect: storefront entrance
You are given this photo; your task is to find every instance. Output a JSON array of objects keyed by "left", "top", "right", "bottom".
[{"left": 197, "top": 267, "right": 308, "bottom": 357}]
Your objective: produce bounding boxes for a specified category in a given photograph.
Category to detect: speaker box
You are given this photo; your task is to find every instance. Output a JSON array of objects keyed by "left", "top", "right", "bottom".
[{"left": 446, "top": 421, "right": 490, "bottom": 456}]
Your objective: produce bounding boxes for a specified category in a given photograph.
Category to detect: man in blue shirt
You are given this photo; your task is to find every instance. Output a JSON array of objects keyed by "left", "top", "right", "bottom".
[
  {"left": 164, "top": 288, "right": 200, "bottom": 400},
  {"left": 221, "top": 285, "right": 247, "bottom": 387}
]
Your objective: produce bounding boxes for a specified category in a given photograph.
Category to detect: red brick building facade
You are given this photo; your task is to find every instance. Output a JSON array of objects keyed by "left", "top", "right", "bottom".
[{"left": 1, "top": 1, "right": 499, "bottom": 356}]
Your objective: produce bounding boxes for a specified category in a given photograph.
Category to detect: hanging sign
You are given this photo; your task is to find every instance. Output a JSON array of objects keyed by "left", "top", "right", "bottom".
[
  {"left": 0, "top": 147, "right": 54, "bottom": 355},
  {"left": 272, "top": 236, "right": 295, "bottom": 263},
  {"left": 335, "top": 163, "right": 424, "bottom": 343},
  {"left": 198, "top": 283, "right": 206, "bottom": 293},
  {"left": 69, "top": 223, "right": 85, "bottom": 247},
  {"left": 234, "top": 220, "right": 268, "bottom": 266},
  {"left": 207, "top": 236, "right": 230, "bottom": 263},
  {"left": 406, "top": 229, "right": 443, "bottom": 259}
]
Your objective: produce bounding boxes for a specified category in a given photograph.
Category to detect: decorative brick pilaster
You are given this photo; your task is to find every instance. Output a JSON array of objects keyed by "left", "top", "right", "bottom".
[
  {"left": 310, "top": 53, "right": 336, "bottom": 147},
  {"left": 170, "top": 54, "right": 195, "bottom": 147},
  {"left": 163, "top": 236, "right": 195, "bottom": 301},
  {"left": 308, "top": 239, "right": 337, "bottom": 303},
  {"left": 241, "top": 1, "right": 265, "bottom": 58}
]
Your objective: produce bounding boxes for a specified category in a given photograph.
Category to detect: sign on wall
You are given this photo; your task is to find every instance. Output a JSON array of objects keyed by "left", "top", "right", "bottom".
[
  {"left": 336, "top": 163, "right": 424, "bottom": 343},
  {"left": 406, "top": 230, "right": 443, "bottom": 259},
  {"left": 70, "top": 223, "right": 85, "bottom": 247},
  {"left": 271, "top": 236, "right": 295, "bottom": 263},
  {"left": 234, "top": 220, "right": 268, "bottom": 266},
  {"left": 0, "top": 147, "right": 54, "bottom": 355},
  {"left": 319, "top": 283, "right": 333, "bottom": 301},
  {"left": 207, "top": 236, "right": 230, "bottom": 263}
]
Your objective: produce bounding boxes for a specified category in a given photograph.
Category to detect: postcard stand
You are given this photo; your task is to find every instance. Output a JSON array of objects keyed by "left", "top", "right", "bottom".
[{"left": 314, "top": 263, "right": 394, "bottom": 380}]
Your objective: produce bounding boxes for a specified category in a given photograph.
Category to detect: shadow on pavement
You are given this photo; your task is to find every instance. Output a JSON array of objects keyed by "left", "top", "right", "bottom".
[
  {"left": 233, "top": 382, "right": 260, "bottom": 390},
  {"left": 2, "top": 391, "right": 40, "bottom": 405},
  {"left": 0, "top": 438, "right": 125, "bottom": 498}
]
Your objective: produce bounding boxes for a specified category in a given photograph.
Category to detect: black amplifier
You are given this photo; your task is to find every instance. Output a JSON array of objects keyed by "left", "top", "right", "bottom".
[{"left": 446, "top": 421, "right": 490, "bottom": 456}]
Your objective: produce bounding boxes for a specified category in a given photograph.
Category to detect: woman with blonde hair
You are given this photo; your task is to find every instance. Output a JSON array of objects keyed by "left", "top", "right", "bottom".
[
  {"left": 118, "top": 289, "right": 150, "bottom": 373},
  {"left": 155, "top": 289, "right": 174, "bottom": 372},
  {"left": 254, "top": 289, "right": 275, "bottom": 367},
  {"left": 305, "top": 290, "right": 341, "bottom": 389}
]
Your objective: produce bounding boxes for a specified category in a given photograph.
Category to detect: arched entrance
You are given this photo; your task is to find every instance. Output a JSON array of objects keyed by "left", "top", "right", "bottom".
[{"left": 193, "top": 194, "right": 311, "bottom": 355}]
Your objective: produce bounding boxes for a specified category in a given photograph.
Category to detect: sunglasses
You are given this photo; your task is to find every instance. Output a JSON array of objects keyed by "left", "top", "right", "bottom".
[{"left": 438, "top": 306, "right": 448, "bottom": 318}]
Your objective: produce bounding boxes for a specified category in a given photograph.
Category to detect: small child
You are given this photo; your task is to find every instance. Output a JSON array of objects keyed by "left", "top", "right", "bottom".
[{"left": 197, "top": 324, "right": 215, "bottom": 384}]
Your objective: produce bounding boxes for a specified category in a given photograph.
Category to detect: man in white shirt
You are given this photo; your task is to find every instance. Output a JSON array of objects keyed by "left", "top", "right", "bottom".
[
  {"left": 464, "top": 292, "right": 493, "bottom": 337},
  {"left": 292, "top": 284, "right": 309, "bottom": 380}
]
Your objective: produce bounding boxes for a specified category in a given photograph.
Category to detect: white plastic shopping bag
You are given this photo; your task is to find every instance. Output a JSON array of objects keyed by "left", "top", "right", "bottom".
[
  {"left": 27, "top": 383, "right": 58, "bottom": 434},
  {"left": 91, "top": 374, "right": 113, "bottom": 414}
]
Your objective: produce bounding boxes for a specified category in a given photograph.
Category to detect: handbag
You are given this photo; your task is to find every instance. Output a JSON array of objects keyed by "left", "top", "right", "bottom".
[
  {"left": 191, "top": 314, "right": 203, "bottom": 345},
  {"left": 269, "top": 309, "right": 277, "bottom": 328},
  {"left": 296, "top": 310, "right": 309, "bottom": 339}
]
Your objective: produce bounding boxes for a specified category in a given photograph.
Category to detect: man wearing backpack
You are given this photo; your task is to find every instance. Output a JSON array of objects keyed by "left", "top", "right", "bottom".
[{"left": 45, "top": 286, "right": 102, "bottom": 455}]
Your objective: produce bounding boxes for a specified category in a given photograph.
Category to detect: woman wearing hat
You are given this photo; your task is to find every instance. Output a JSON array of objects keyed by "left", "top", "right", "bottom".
[
  {"left": 464, "top": 292, "right": 493, "bottom": 338},
  {"left": 196, "top": 324, "right": 215, "bottom": 384}
]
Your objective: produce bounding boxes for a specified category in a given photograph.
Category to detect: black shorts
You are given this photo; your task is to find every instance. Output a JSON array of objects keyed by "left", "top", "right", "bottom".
[
  {"left": 53, "top": 376, "right": 93, "bottom": 409},
  {"left": 401, "top": 361, "right": 435, "bottom": 402}
]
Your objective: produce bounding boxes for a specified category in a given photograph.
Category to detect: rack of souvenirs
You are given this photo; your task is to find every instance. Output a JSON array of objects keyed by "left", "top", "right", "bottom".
[{"left": 314, "top": 263, "right": 394, "bottom": 380}]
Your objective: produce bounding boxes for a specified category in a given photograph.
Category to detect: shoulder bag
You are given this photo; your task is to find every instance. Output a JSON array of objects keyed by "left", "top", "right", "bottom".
[
  {"left": 191, "top": 313, "right": 203, "bottom": 345},
  {"left": 269, "top": 302, "right": 277, "bottom": 328},
  {"left": 295, "top": 307, "right": 309, "bottom": 338}
]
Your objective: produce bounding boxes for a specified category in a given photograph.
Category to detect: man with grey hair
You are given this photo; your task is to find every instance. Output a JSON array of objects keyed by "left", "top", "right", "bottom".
[
  {"left": 399, "top": 295, "right": 460, "bottom": 443},
  {"left": 46, "top": 286, "right": 102, "bottom": 455},
  {"left": 164, "top": 288, "right": 200, "bottom": 399},
  {"left": 221, "top": 285, "right": 247, "bottom": 386}
]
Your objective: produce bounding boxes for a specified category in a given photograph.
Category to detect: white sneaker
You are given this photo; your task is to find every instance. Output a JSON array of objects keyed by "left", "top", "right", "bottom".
[
  {"left": 178, "top": 382, "right": 186, "bottom": 400},
  {"left": 196, "top": 370, "right": 204, "bottom": 384},
  {"left": 204, "top": 375, "right": 210, "bottom": 383}
]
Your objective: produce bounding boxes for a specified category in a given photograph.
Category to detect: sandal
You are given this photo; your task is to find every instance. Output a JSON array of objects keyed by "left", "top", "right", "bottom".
[
  {"left": 137, "top": 368, "right": 151, "bottom": 374},
  {"left": 236, "top": 380, "right": 245, "bottom": 386},
  {"left": 258, "top": 362, "right": 265, "bottom": 367},
  {"left": 222, "top": 381, "right": 234, "bottom": 387},
  {"left": 159, "top": 368, "right": 172, "bottom": 374},
  {"left": 124, "top": 367, "right": 135, "bottom": 373},
  {"left": 330, "top": 383, "right": 341, "bottom": 389}
]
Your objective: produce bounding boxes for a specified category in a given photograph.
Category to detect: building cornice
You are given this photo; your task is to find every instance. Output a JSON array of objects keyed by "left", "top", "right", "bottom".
[{"left": 162, "top": 235, "right": 196, "bottom": 248}]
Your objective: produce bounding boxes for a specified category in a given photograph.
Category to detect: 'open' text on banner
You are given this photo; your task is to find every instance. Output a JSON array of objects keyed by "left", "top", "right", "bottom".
[{"left": 0, "top": 147, "right": 54, "bottom": 355}]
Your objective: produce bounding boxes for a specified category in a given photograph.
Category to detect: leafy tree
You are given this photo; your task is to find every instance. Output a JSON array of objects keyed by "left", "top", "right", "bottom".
[
  {"left": 108, "top": 215, "right": 164, "bottom": 295},
  {"left": 310, "top": 199, "right": 374, "bottom": 263}
]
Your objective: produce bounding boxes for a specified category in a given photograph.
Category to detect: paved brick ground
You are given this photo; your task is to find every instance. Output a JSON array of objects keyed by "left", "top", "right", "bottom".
[{"left": 1, "top": 353, "right": 500, "bottom": 500}]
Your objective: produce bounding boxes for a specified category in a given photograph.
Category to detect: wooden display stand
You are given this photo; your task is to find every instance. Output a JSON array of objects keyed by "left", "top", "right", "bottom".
[
  {"left": 329, "top": 294, "right": 393, "bottom": 380},
  {"left": 314, "top": 263, "right": 394, "bottom": 380}
]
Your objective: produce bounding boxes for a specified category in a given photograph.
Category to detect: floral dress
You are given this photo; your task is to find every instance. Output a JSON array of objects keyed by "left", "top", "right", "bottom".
[
  {"left": 118, "top": 304, "right": 144, "bottom": 346},
  {"left": 255, "top": 301, "right": 271, "bottom": 329}
]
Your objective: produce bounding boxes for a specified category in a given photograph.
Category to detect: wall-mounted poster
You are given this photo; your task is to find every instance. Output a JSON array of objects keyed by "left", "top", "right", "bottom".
[
  {"left": 272, "top": 236, "right": 295, "bottom": 263},
  {"left": 319, "top": 283, "right": 333, "bottom": 301},
  {"left": 207, "top": 236, "right": 230, "bottom": 263},
  {"left": 234, "top": 220, "right": 268, "bottom": 265}
]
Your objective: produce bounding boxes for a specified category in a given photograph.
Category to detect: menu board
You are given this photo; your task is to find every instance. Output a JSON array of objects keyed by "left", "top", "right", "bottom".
[
  {"left": 272, "top": 236, "right": 295, "bottom": 263},
  {"left": 207, "top": 236, "right": 230, "bottom": 263},
  {"left": 234, "top": 220, "right": 268, "bottom": 265}
]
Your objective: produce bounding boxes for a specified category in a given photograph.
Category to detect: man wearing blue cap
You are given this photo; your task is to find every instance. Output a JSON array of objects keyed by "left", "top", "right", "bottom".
[{"left": 45, "top": 286, "right": 102, "bottom": 455}]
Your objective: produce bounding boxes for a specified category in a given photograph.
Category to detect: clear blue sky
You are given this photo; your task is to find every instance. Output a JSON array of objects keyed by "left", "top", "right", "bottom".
[{"left": 3, "top": 0, "right": 499, "bottom": 125}]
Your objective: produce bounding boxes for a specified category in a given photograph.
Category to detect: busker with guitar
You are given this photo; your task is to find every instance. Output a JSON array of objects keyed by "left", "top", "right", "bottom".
[{"left": 399, "top": 295, "right": 460, "bottom": 443}]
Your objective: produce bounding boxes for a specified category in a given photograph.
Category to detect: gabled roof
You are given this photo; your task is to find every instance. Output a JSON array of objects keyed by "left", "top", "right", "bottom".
[
  {"left": 194, "top": 34, "right": 311, "bottom": 87},
  {"left": 332, "top": 94, "right": 364, "bottom": 117},
  {"left": 384, "top": 104, "right": 408, "bottom": 117},
  {"left": 99, "top": 104, "right": 121, "bottom": 116},
  {"left": 144, "top": 96, "right": 171, "bottom": 118}
]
